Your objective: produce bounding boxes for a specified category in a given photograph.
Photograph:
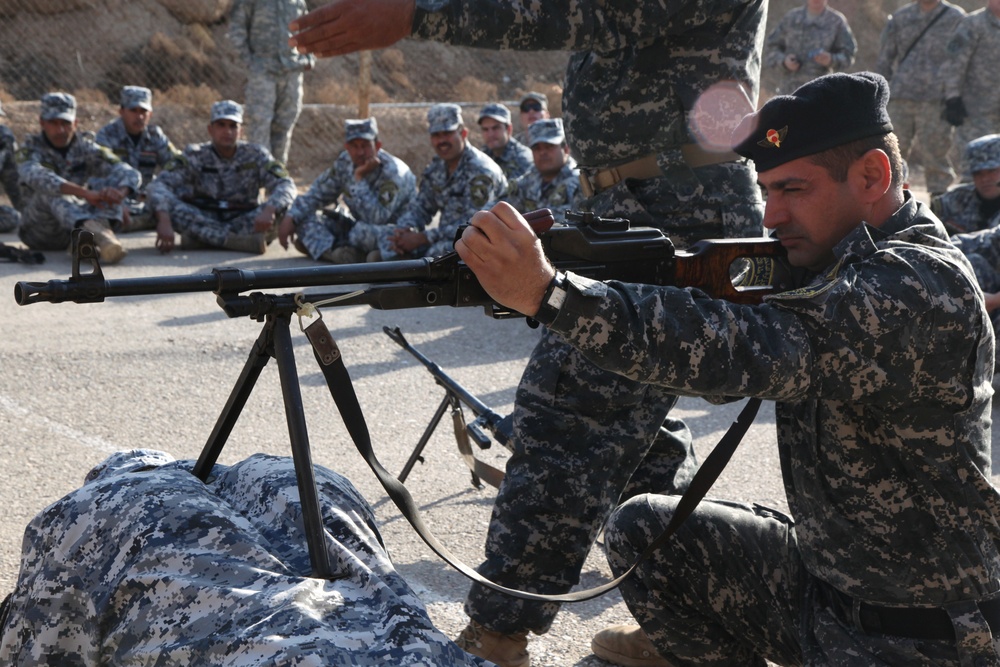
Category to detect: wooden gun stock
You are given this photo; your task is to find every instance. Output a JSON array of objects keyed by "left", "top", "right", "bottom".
[{"left": 674, "top": 238, "right": 787, "bottom": 304}]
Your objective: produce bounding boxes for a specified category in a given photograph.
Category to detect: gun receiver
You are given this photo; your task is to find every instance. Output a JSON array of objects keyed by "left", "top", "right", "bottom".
[{"left": 14, "top": 209, "right": 790, "bottom": 313}]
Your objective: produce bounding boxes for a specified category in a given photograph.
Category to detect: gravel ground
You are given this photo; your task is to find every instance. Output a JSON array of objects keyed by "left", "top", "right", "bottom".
[{"left": 1, "top": 213, "right": 996, "bottom": 665}]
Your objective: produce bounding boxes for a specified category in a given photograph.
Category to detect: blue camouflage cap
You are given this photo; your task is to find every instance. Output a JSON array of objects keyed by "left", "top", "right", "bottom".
[
  {"left": 527, "top": 118, "right": 565, "bottom": 147},
  {"left": 427, "top": 103, "right": 463, "bottom": 134},
  {"left": 966, "top": 135, "right": 1000, "bottom": 173},
  {"left": 478, "top": 103, "right": 512, "bottom": 125},
  {"left": 210, "top": 99, "right": 243, "bottom": 123},
  {"left": 345, "top": 117, "right": 378, "bottom": 142},
  {"left": 120, "top": 86, "right": 152, "bottom": 111},
  {"left": 40, "top": 92, "right": 76, "bottom": 122}
]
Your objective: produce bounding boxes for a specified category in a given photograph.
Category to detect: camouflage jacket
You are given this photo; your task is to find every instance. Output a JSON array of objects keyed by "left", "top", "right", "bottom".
[
  {"left": 287, "top": 148, "right": 416, "bottom": 227},
  {"left": 0, "top": 450, "right": 492, "bottom": 666},
  {"left": 934, "top": 184, "right": 1000, "bottom": 234},
  {"left": 874, "top": 1, "right": 966, "bottom": 102},
  {"left": 95, "top": 118, "right": 179, "bottom": 192},
  {"left": 0, "top": 124, "right": 22, "bottom": 209},
  {"left": 944, "top": 7, "right": 1000, "bottom": 116},
  {"left": 500, "top": 160, "right": 581, "bottom": 223},
  {"left": 397, "top": 143, "right": 506, "bottom": 245},
  {"left": 228, "top": 0, "right": 315, "bottom": 75},
  {"left": 16, "top": 132, "right": 141, "bottom": 197},
  {"left": 147, "top": 141, "right": 296, "bottom": 214},
  {"left": 411, "top": 0, "right": 766, "bottom": 170},
  {"left": 764, "top": 5, "right": 858, "bottom": 93},
  {"left": 483, "top": 137, "right": 533, "bottom": 181},
  {"left": 542, "top": 194, "right": 1000, "bottom": 606}
]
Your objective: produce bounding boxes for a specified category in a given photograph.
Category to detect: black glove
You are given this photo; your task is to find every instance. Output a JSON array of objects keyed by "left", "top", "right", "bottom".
[{"left": 943, "top": 97, "right": 968, "bottom": 127}]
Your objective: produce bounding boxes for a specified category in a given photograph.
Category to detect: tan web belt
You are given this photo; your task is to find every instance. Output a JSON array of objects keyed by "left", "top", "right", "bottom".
[{"left": 579, "top": 145, "right": 741, "bottom": 198}]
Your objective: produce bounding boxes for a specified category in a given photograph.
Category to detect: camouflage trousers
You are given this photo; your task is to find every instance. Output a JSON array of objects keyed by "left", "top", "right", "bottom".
[
  {"left": 17, "top": 192, "right": 123, "bottom": 250},
  {"left": 605, "top": 494, "right": 1000, "bottom": 666},
  {"left": 0, "top": 450, "right": 491, "bottom": 666},
  {"left": 888, "top": 98, "right": 957, "bottom": 195},
  {"left": 464, "top": 160, "right": 765, "bottom": 635},
  {"left": 168, "top": 200, "right": 267, "bottom": 247},
  {"left": 0, "top": 204, "right": 19, "bottom": 233},
  {"left": 244, "top": 69, "right": 304, "bottom": 165},
  {"left": 298, "top": 209, "right": 396, "bottom": 260}
]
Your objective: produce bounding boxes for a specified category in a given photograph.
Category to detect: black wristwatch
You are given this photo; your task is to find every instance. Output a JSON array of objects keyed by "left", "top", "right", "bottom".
[{"left": 534, "top": 271, "right": 567, "bottom": 325}]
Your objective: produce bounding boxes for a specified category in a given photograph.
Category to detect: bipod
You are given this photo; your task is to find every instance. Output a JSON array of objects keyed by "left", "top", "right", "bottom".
[{"left": 191, "top": 291, "right": 338, "bottom": 580}]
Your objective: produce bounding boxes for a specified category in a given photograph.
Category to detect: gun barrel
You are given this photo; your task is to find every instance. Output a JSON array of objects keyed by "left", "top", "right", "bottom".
[{"left": 14, "top": 258, "right": 450, "bottom": 306}]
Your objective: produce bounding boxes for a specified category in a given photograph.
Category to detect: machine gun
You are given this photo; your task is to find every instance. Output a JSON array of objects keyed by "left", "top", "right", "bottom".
[
  {"left": 15, "top": 208, "right": 790, "bottom": 311},
  {"left": 12, "top": 209, "right": 792, "bottom": 589}
]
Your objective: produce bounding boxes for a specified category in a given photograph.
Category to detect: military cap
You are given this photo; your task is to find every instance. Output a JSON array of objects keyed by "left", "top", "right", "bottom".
[
  {"left": 427, "top": 103, "right": 463, "bottom": 134},
  {"left": 478, "top": 103, "right": 512, "bottom": 125},
  {"left": 966, "top": 135, "right": 1000, "bottom": 173},
  {"left": 345, "top": 117, "right": 378, "bottom": 142},
  {"left": 120, "top": 86, "right": 153, "bottom": 111},
  {"left": 732, "top": 72, "right": 893, "bottom": 173},
  {"left": 40, "top": 92, "right": 77, "bottom": 122},
  {"left": 210, "top": 99, "right": 244, "bottom": 124},
  {"left": 519, "top": 92, "right": 548, "bottom": 111},
  {"left": 527, "top": 118, "right": 566, "bottom": 147}
]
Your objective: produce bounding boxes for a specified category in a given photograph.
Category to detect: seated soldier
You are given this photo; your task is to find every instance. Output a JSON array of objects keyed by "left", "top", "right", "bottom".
[
  {"left": 0, "top": 99, "right": 24, "bottom": 234},
  {"left": 0, "top": 450, "right": 492, "bottom": 666},
  {"left": 478, "top": 103, "right": 533, "bottom": 182},
  {"left": 386, "top": 103, "right": 506, "bottom": 261},
  {"left": 932, "top": 134, "right": 1000, "bottom": 235},
  {"left": 94, "top": 86, "right": 179, "bottom": 233},
  {"left": 499, "top": 118, "right": 580, "bottom": 223},
  {"left": 277, "top": 117, "right": 416, "bottom": 263},
  {"left": 16, "top": 93, "right": 140, "bottom": 264},
  {"left": 146, "top": 100, "right": 296, "bottom": 255}
]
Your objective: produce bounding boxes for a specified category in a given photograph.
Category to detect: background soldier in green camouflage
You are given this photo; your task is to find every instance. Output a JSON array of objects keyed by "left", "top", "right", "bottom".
[
  {"left": 478, "top": 103, "right": 533, "bottom": 182},
  {"left": 147, "top": 100, "right": 296, "bottom": 255},
  {"left": 228, "top": 0, "right": 315, "bottom": 165},
  {"left": 386, "top": 103, "right": 506, "bottom": 261},
  {"left": 289, "top": 1, "right": 769, "bottom": 664},
  {"left": 497, "top": 118, "right": 580, "bottom": 223},
  {"left": 0, "top": 100, "right": 23, "bottom": 234},
  {"left": 0, "top": 450, "right": 494, "bottom": 666},
  {"left": 16, "top": 93, "right": 140, "bottom": 264},
  {"left": 934, "top": 134, "right": 1000, "bottom": 234},
  {"left": 94, "top": 86, "right": 180, "bottom": 232},
  {"left": 875, "top": 0, "right": 966, "bottom": 197},
  {"left": 457, "top": 71, "right": 1000, "bottom": 667},
  {"left": 277, "top": 117, "right": 416, "bottom": 263},
  {"left": 942, "top": 0, "right": 1000, "bottom": 178},
  {"left": 764, "top": 0, "right": 858, "bottom": 94}
]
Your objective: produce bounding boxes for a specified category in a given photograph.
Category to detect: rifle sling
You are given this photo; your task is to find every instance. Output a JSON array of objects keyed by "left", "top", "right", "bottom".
[
  {"left": 307, "top": 317, "right": 761, "bottom": 603},
  {"left": 899, "top": 5, "right": 948, "bottom": 67}
]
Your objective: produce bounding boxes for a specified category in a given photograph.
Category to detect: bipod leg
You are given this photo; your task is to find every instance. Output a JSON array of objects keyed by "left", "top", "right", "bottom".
[
  {"left": 192, "top": 318, "right": 274, "bottom": 480},
  {"left": 272, "top": 312, "right": 336, "bottom": 579},
  {"left": 397, "top": 391, "right": 457, "bottom": 484}
]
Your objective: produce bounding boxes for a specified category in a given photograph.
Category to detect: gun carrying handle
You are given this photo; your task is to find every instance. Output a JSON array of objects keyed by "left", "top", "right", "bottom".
[{"left": 673, "top": 238, "right": 785, "bottom": 305}]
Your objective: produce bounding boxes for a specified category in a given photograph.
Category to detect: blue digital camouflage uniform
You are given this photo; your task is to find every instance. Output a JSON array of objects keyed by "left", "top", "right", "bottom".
[
  {"left": 764, "top": 4, "right": 858, "bottom": 94},
  {"left": 94, "top": 118, "right": 179, "bottom": 231},
  {"left": 392, "top": 143, "right": 506, "bottom": 259},
  {"left": 411, "top": 0, "right": 767, "bottom": 637},
  {"left": 874, "top": 0, "right": 966, "bottom": 195},
  {"left": 484, "top": 138, "right": 534, "bottom": 182},
  {"left": 228, "top": 0, "right": 315, "bottom": 164},
  {"left": 0, "top": 450, "right": 493, "bottom": 666},
  {"left": 16, "top": 133, "right": 140, "bottom": 251},
  {"left": 146, "top": 141, "right": 296, "bottom": 248},
  {"left": 501, "top": 161, "right": 580, "bottom": 223},
  {"left": 289, "top": 148, "right": 416, "bottom": 259},
  {"left": 536, "top": 194, "right": 1000, "bottom": 666},
  {"left": 0, "top": 122, "right": 22, "bottom": 233}
]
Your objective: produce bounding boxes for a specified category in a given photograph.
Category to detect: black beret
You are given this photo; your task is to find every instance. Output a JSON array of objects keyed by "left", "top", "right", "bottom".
[{"left": 732, "top": 72, "right": 893, "bottom": 173}]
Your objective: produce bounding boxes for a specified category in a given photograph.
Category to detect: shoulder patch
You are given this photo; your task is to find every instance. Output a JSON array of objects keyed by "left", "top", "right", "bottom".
[
  {"left": 378, "top": 180, "right": 399, "bottom": 206},
  {"left": 266, "top": 161, "right": 289, "bottom": 178},
  {"left": 469, "top": 174, "right": 495, "bottom": 208}
]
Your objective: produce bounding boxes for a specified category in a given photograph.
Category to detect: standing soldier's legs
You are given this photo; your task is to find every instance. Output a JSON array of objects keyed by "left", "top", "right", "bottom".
[
  {"left": 271, "top": 71, "right": 304, "bottom": 166},
  {"left": 887, "top": 99, "right": 918, "bottom": 170},
  {"left": 917, "top": 100, "right": 957, "bottom": 196},
  {"left": 603, "top": 496, "right": 804, "bottom": 667},
  {"left": 244, "top": 70, "right": 279, "bottom": 156}
]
